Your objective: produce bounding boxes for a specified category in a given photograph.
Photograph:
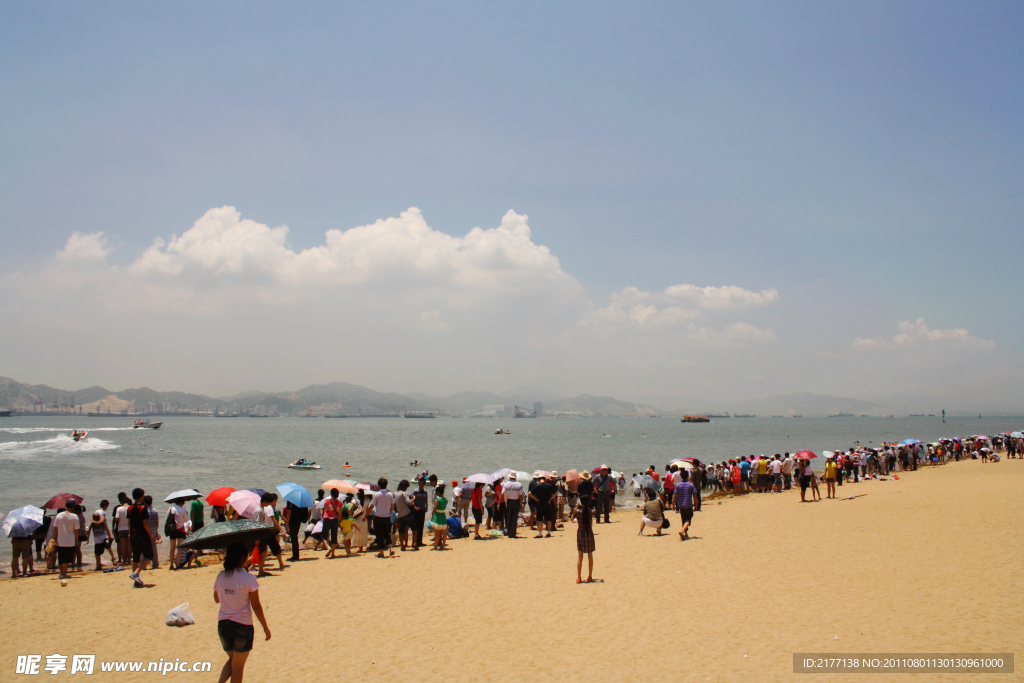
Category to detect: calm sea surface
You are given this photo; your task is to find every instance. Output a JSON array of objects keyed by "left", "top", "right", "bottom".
[{"left": 2, "top": 414, "right": 1020, "bottom": 567}]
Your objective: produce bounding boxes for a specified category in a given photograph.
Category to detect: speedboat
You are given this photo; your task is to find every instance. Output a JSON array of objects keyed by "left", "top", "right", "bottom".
[
  {"left": 287, "top": 460, "right": 322, "bottom": 470},
  {"left": 133, "top": 420, "right": 163, "bottom": 429}
]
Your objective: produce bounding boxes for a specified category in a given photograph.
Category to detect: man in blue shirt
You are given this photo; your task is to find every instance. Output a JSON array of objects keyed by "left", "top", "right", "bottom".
[
  {"left": 671, "top": 470, "right": 698, "bottom": 540},
  {"left": 739, "top": 457, "right": 752, "bottom": 494}
]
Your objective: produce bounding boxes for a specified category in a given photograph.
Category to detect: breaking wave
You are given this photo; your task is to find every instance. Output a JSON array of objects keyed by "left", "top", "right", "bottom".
[{"left": 0, "top": 434, "right": 120, "bottom": 458}]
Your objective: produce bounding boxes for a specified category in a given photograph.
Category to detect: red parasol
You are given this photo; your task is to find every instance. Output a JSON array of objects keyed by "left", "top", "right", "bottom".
[
  {"left": 43, "top": 493, "right": 83, "bottom": 510},
  {"left": 794, "top": 450, "right": 817, "bottom": 460},
  {"left": 205, "top": 487, "right": 236, "bottom": 507}
]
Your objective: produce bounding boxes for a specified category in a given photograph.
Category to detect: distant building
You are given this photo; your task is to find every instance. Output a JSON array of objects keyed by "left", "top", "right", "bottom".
[
  {"left": 534, "top": 401, "right": 543, "bottom": 416},
  {"left": 482, "top": 404, "right": 509, "bottom": 416}
]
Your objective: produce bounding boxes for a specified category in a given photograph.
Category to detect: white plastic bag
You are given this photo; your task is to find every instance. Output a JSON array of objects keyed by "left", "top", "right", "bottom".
[{"left": 166, "top": 602, "right": 195, "bottom": 627}]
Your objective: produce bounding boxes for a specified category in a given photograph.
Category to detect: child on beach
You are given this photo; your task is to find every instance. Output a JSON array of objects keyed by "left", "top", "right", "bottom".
[
  {"left": 213, "top": 542, "right": 270, "bottom": 683},
  {"left": 339, "top": 507, "right": 354, "bottom": 556},
  {"left": 573, "top": 494, "right": 595, "bottom": 583},
  {"left": 431, "top": 484, "right": 448, "bottom": 550}
]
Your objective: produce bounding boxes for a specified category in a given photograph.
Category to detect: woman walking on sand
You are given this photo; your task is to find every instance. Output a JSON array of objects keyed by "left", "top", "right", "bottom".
[
  {"left": 574, "top": 494, "right": 595, "bottom": 583},
  {"left": 214, "top": 542, "right": 270, "bottom": 683}
]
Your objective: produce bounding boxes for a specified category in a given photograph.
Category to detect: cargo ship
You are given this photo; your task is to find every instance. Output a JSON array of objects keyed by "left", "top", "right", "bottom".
[{"left": 681, "top": 415, "right": 710, "bottom": 423}]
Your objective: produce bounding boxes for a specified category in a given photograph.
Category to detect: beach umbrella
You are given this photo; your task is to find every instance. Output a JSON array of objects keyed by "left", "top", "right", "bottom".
[
  {"left": 491, "top": 467, "right": 513, "bottom": 480},
  {"left": 1011, "top": 431, "right": 1023, "bottom": 439},
  {"left": 245, "top": 488, "right": 267, "bottom": 498},
  {"left": 515, "top": 471, "right": 531, "bottom": 482},
  {"left": 794, "top": 450, "right": 817, "bottom": 460},
  {"left": 205, "top": 487, "right": 235, "bottom": 506},
  {"left": 355, "top": 482, "right": 379, "bottom": 492},
  {"left": 822, "top": 451, "right": 834, "bottom": 458},
  {"left": 465, "top": 473, "right": 494, "bottom": 485},
  {"left": 901, "top": 438, "right": 920, "bottom": 445},
  {"left": 591, "top": 466, "right": 602, "bottom": 474},
  {"left": 42, "top": 493, "right": 83, "bottom": 510},
  {"left": 276, "top": 483, "right": 314, "bottom": 508},
  {"left": 226, "top": 490, "right": 262, "bottom": 519},
  {"left": 321, "top": 480, "right": 357, "bottom": 494},
  {"left": 164, "top": 489, "right": 201, "bottom": 503},
  {"left": 179, "top": 519, "right": 277, "bottom": 551},
  {"left": 976, "top": 435, "right": 990, "bottom": 441},
  {"left": 633, "top": 475, "right": 658, "bottom": 495},
  {"left": 3, "top": 505, "right": 44, "bottom": 538}
]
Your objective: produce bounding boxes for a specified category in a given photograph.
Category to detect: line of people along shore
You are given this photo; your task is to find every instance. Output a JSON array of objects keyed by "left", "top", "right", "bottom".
[{"left": 10, "top": 431, "right": 1017, "bottom": 584}]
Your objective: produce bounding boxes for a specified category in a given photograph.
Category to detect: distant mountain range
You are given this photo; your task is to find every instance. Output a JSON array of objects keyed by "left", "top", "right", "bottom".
[{"left": 1, "top": 376, "right": 1013, "bottom": 417}]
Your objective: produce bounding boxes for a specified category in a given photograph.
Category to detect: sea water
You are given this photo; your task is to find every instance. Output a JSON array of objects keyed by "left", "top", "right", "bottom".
[{"left": 1, "top": 414, "right": 1020, "bottom": 570}]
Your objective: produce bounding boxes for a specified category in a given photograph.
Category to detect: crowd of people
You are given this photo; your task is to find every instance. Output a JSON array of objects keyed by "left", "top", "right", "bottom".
[{"left": 6, "top": 430, "right": 1019, "bottom": 683}]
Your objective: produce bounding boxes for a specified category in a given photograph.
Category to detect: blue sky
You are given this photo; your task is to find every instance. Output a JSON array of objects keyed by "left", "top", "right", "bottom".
[{"left": 1, "top": 2, "right": 1021, "bottom": 408}]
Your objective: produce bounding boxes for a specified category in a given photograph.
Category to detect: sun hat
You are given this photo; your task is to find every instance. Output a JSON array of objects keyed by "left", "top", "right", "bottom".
[
  {"left": 507, "top": 472, "right": 518, "bottom": 480},
  {"left": 580, "top": 471, "right": 591, "bottom": 480},
  {"left": 600, "top": 464, "right": 610, "bottom": 471}
]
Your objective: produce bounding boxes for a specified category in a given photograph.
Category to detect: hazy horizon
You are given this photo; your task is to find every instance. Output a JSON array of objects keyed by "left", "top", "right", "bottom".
[{"left": 1, "top": 3, "right": 1021, "bottom": 412}]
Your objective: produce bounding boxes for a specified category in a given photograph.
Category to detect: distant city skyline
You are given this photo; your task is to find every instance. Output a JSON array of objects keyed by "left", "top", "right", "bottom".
[{"left": 1, "top": 3, "right": 1021, "bottom": 411}]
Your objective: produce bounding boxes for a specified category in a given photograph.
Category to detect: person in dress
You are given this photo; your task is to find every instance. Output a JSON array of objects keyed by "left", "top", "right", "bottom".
[
  {"left": 431, "top": 484, "right": 449, "bottom": 550},
  {"left": 574, "top": 494, "right": 595, "bottom": 583},
  {"left": 213, "top": 542, "right": 270, "bottom": 683}
]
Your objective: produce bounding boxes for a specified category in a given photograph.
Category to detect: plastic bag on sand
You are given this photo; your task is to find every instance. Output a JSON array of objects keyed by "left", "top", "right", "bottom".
[{"left": 166, "top": 603, "right": 195, "bottom": 627}]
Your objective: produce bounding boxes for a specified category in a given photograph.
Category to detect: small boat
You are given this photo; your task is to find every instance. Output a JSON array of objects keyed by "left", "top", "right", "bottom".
[
  {"left": 494, "top": 429, "right": 511, "bottom": 435},
  {"left": 133, "top": 420, "right": 163, "bottom": 429},
  {"left": 287, "top": 460, "right": 322, "bottom": 470},
  {"left": 72, "top": 430, "right": 87, "bottom": 442}
]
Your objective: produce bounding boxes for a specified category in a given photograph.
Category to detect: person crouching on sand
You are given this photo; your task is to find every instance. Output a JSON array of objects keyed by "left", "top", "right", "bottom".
[{"left": 214, "top": 542, "right": 270, "bottom": 683}]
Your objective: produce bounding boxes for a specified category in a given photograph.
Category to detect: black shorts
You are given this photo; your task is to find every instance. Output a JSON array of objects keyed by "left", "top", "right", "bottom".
[
  {"left": 259, "top": 536, "right": 281, "bottom": 556},
  {"left": 218, "top": 619, "right": 255, "bottom": 653},
  {"left": 57, "top": 546, "right": 76, "bottom": 565},
  {"left": 94, "top": 542, "right": 108, "bottom": 556},
  {"left": 535, "top": 506, "right": 554, "bottom": 523},
  {"left": 131, "top": 535, "right": 153, "bottom": 562},
  {"left": 740, "top": 472, "right": 749, "bottom": 482},
  {"left": 168, "top": 528, "right": 187, "bottom": 540},
  {"left": 677, "top": 508, "right": 694, "bottom": 524},
  {"left": 799, "top": 475, "right": 811, "bottom": 491},
  {"left": 397, "top": 515, "right": 414, "bottom": 533},
  {"left": 471, "top": 507, "right": 483, "bottom": 524}
]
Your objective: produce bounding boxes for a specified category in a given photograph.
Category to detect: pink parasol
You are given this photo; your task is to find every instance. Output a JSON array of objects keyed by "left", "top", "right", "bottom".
[{"left": 794, "top": 450, "right": 817, "bottom": 460}]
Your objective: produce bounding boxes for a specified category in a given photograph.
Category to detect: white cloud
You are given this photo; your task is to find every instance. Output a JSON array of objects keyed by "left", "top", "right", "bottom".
[
  {"left": 664, "top": 284, "right": 779, "bottom": 310},
  {"left": 128, "top": 206, "right": 578, "bottom": 308},
  {"left": 56, "top": 232, "right": 111, "bottom": 262},
  {"left": 852, "top": 318, "right": 995, "bottom": 352}
]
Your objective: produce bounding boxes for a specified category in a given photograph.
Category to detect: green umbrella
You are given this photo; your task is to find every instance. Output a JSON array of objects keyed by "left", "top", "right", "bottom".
[{"left": 179, "top": 520, "right": 276, "bottom": 550}]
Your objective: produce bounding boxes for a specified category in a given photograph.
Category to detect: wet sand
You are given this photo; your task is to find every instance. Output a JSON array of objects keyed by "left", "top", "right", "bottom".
[{"left": 2, "top": 457, "right": 1021, "bottom": 682}]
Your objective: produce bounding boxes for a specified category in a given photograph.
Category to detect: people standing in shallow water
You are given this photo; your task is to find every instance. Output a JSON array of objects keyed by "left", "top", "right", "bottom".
[{"left": 574, "top": 494, "right": 595, "bottom": 583}]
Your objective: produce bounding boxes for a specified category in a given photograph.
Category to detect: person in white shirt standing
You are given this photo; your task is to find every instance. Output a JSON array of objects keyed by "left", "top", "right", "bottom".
[
  {"left": 770, "top": 455, "right": 784, "bottom": 493},
  {"left": 502, "top": 472, "right": 524, "bottom": 538},
  {"left": 368, "top": 478, "right": 395, "bottom": 558},
  {"left": 53, "top": 499, "right": 81, "bottom": 580},
  {"left": 781, "top": 453, "right": 795, "bottom": 491},
  {"left": 166, "top": 498, "right": 189, "bottom": 570}
]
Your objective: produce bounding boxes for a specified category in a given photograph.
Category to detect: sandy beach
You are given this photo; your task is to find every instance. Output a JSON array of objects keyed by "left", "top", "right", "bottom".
[{"left": 3, "top": 457, "right": 1020, "bottom": 682}]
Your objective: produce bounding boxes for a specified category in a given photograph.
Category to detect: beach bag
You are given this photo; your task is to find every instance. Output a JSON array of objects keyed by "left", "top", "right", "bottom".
[
  {"left": 164, "top": 512, "right": 176, "bottom": 536},
  {"left": 165, "top": 602, "right": 195, "bottom": 627},
  {"left": 45, "top": 538, "right": 57, "bottom": 555},
  {"left": 659, "top": 501, "right": 670, "bottom": 529}
]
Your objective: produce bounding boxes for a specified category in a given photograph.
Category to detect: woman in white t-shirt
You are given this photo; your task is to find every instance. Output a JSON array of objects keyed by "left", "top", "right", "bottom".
[
  {"left": 166, "top": 499, "right": 189, "bottom": 571},
  {"left": 214, "top": 542, "right": 270, "bottom": 683}
]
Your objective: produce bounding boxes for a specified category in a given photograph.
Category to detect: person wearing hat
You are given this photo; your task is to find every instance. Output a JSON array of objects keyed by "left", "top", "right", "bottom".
[
  {"left": 592, "top": 465, "right": 614, "bottom": 524},
  {"left": 502, "top": 472, "right": 524, "bottom": 538}
]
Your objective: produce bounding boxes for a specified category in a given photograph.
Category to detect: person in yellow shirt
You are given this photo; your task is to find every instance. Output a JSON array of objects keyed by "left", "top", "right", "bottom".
[
  {"left": 756, "top": 456, "right": 769, "bottom": 493},
  {"left": 338, "top": 508, "right": 355, "bottom": 556},
  {"left": 824, "top": 455, "right": 838, "bottom": 499}
]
